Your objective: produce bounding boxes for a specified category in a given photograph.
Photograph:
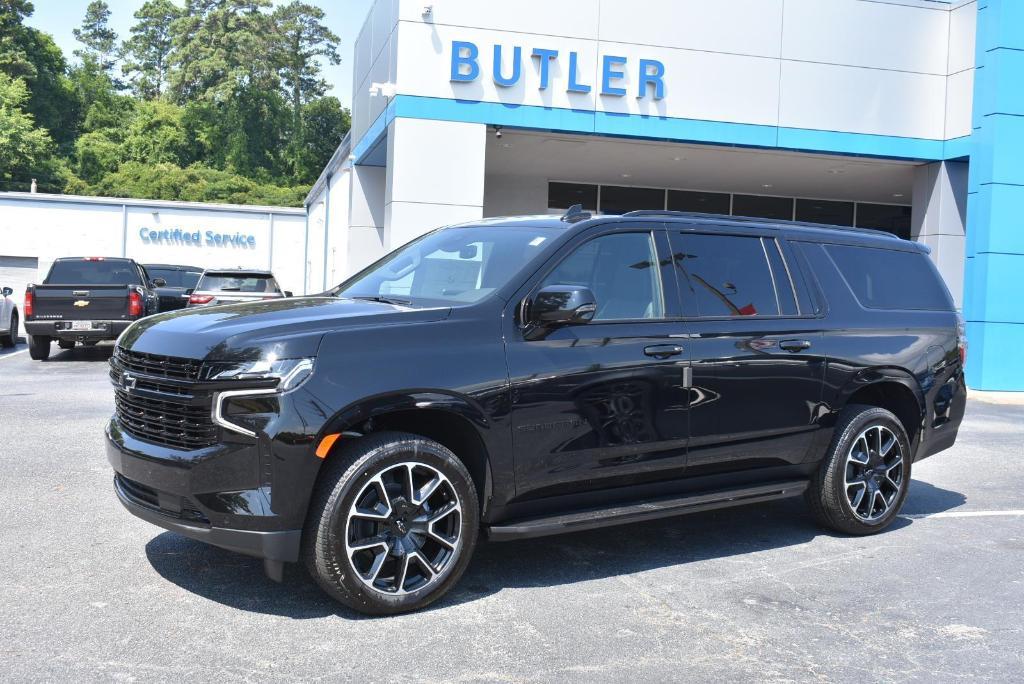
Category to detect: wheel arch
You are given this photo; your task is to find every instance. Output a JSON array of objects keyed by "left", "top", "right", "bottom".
[
  {"left": 835, "top": 368, "right": 925, "bottom": 446},
  {"left": 314, "top": 391, "right": 496, "bottom": 516}
]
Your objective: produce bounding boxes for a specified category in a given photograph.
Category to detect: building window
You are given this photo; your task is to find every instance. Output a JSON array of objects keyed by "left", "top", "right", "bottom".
[
  {"left": 855, "top": 203, "right": 912, "bottom": 240},
  {"left": 732, "top": 194, "right": 794, "bottom": 220},
  {"left": 548, "top": 182, "right": 598, "bottom": 211},
  {"left": 667, "top": 190, "right": 730, "bottom": 215},
  {"left": 795, "top": 199, "right": 854, "bottom": 226},
  {"left": 599, "top": 185, "right": 665, "bottom": 214}
]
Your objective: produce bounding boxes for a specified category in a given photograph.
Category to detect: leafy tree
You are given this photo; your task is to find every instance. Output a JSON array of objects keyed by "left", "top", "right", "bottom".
[
  {"left": 121, "top": 0, "right": 182, "bottom": 99},
  {"left": 0, "top": 71, "right": 64, "bottom": 192},
  {"left": 291, "top": 96, "right": 348, "bottom": 182},
  {"left": 272, "top": 2, "right": 339, "bottom": 127},
  {"left": 73, "top": 1, "right": 118, "bottom": 74},
  {"left": 0, "top": 0, "right": 35, "bottom": 78},
  {"left": 122, "top": 98, "right": 197, "bottom": 166}
]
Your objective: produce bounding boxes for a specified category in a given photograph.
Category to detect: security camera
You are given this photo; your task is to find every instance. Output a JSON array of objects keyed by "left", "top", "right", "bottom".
[
  {"left": 422, "top": 5, "right": 433, "bottom": 18},
  {"left": 494, "top": 126, "right": 503, "bottom": 139}
]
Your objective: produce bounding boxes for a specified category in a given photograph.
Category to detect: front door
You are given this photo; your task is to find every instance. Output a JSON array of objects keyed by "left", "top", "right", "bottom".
[
  {"left": 506, "top": 227, "right": 691, "bottom": 501},
  {"left": 666, "top": 229, "right": 826, "bottom": 475}
]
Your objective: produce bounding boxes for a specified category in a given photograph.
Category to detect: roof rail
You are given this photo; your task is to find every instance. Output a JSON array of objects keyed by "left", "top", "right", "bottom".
[
  {"left": 561, "top": 204, "right": 592, "bottom": 223},
  {"left": 620, "top": 209, "right": 902, "bottom": 239}
]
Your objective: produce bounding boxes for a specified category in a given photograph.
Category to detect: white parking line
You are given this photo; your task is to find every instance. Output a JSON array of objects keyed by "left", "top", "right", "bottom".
[
  {"left": 0, "top": 348, "right": 28, "bottom": 361},
  {"left": 901, "top": 510, "right": 1024, "bottom": 520}
]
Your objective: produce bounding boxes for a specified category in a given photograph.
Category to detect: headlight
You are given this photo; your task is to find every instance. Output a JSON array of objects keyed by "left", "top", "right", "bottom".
[
  {"left": 210, "top": 356, "right": 315, "bottom": 438},
  {"left": 209, "top": 356, "right": 315, "bottom": 391}
]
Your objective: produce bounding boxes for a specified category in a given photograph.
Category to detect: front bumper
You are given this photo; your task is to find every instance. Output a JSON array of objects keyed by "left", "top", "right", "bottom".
[
  {"left": 26, "top": 319, "right": 131, "bottom": 341},
  {"left": 105, "top": 420, "right": 302, "bottom": 564}
]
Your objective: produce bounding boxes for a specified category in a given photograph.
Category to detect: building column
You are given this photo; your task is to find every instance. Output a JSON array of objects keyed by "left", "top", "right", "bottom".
[
  {"left": 911, "top": 161, "right": 968, "bottom": 309},
  {"left": 384, "top": 118, "right": 486, "bottom": 250},
  {"left": 964, "top": 0, "right": 1024, "bottom": 390},
  {"left": 347, "top": 163, "right": 387, "bottom": 276}
]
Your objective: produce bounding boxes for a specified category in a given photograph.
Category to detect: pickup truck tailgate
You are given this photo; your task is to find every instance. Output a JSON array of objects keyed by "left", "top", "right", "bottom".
[{"left": 30, "top": 285, "right": 132, "bottom": 320}]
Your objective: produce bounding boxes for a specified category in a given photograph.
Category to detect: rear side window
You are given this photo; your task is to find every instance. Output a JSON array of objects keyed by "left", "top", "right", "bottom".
[
  {"left": 670, "top": 233, "right": 785, "bottom": 317},
  {"left": 825, "top": 244, "right": 953, "bottom": 311},
  {"left": 46, "top": 260, "right": 141, "bottom": 286}
]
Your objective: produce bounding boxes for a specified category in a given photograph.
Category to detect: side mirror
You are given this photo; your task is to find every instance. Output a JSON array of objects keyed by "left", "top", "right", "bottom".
[
  {"left": 1, "top": 287, "right": 12, "bottom": 297},
  {"left": 151, "top": 278, "right": 167, "bottom": 288},
  {"left": 284, "top": 290, "right": 293, "bottom": 298},
  {"left": 526, "top": 285, "right": 597, "bottom": 330}
]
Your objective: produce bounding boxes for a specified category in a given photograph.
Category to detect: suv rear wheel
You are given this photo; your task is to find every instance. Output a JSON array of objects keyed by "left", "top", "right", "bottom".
[
  {"left": 28, "top": 334, "right": 50, "bottom": 361},
  {"left": 807, "top": 405, "right": 911, "bottom": 535},
  {"left": 303, "top": 431, "right": 480, "bottom": 615}
]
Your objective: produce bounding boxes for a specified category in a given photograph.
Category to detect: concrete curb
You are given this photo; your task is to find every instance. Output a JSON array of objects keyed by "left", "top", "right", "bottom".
[{"left": 968, "top": 389, "right": 1024, "bottom": 405}]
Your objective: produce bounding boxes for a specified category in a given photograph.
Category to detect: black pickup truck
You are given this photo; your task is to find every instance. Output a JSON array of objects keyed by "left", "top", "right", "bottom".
[{"left": 24, "top": 257, "right": 160, "bottom": 360}]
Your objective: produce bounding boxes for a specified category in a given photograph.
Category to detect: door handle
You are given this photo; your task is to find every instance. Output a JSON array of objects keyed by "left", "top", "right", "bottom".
[
  {"left": 644, "top": 344, "right": 684, "bottom": 359},
  {"left": 779, "top": 339, "right": 812, "bottom": 352}
]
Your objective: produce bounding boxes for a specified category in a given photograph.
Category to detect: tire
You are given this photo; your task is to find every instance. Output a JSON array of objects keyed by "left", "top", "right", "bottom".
[
  {"left": 28, "top": 334, "right": 51, "bottom": 361},
  {"left": 0, "top": 311, "right": 16, "bottom": 348},
  {"left": 302, "top": 431, "right": 480, "bottom": 615},
  {"left": 807, "top": 404, "right": 912, "bottom": 535},
  {"left": 58, "top": 339, "right": 76, "bottom": 350}
]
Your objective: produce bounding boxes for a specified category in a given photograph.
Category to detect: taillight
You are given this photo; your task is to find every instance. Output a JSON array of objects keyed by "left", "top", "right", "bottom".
[
  {"left": 24, "top": 290, "right": 33, "bottom": 317},
  {"left": 189, "top": 294, "right": 214, "bottom": 304},
  {"left": 128, "top": 290, "right": 142, "bottom": 317},
  {"left": 956, "top": 313, "right": 967, "bottom": 367}
]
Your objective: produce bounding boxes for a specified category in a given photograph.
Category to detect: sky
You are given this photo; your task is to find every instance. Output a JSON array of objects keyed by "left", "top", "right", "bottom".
[{"left": 25, "top": 0, "right": 375, "bottom": 109}]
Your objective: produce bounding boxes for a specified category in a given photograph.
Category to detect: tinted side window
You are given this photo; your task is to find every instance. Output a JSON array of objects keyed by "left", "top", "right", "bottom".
[
  {"left": 671, "top": 233, "right": 780, "bottom": 317},
  {"left": 826, "top": 244, "right": 954, "bottom": 311},
  {"left": 764, "top": 240, "right": 798, "bottom": 316},
  {"left": 542, "top": 232, "right": 664, "bottom": 321}
]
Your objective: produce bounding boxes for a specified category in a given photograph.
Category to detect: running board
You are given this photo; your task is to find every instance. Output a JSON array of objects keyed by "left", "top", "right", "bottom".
[{"left": 486, "top": 479, "right": 809, "bottom": 541}]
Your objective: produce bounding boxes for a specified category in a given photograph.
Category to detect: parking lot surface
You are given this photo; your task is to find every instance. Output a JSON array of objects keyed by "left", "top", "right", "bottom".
[{"left": 1, "top": 342, "right": 1022, "bottom": 682}]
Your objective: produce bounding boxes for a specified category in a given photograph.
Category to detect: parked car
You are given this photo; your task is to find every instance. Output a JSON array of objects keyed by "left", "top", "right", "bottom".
[
  {"left": 143, "top": 263, "right": 203, "bottom": 312},
  {"left": 25, "top": 257, "right": 159, "bottom": 360},
  {"left": 186, "top": 269, "right": 289, "bottom": 307},
  {"left": 1, "top": 285, "right": 18, "bottom": 348},
  {"left": 106, "top": 209, "right": 966, "bottom": 615}
]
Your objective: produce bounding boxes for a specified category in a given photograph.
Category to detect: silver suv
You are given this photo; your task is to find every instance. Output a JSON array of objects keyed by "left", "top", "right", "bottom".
[{"left": 186, "top": 269, "right": 289, "bottom": 307}]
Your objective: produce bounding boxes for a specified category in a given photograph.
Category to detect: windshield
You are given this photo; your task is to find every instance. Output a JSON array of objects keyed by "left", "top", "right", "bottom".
[
  {"left": 46, "top": 259, "right": 141, "bottom": 286},
  {"left": 335, "top": 224, "right": 562, "bottom": 306},
  {"left": 197, "top": 273, "right": 281, "bottom": 294},
  {"left": 146, "top": 267, "right": 202, "bottom": 289}
]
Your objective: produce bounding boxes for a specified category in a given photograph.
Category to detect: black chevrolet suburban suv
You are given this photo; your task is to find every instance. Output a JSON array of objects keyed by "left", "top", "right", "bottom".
[{"left": 106, "top": 209, "right": 966, "bottom": 615}]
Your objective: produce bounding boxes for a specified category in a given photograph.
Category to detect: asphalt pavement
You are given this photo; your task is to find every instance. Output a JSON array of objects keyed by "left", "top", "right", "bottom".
[{"left": 1, "top": 341, "right": 1022, "bottom": 682}]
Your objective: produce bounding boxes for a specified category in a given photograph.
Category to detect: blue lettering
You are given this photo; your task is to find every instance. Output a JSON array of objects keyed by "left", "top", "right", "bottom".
[
  {"left": 139, "top": 228, "right": 151, "bottom": 242},
  {"left": 638, "top": 59, "right": 665, "bottom": 100},
  {"left": 567, "top": 51, "right": 591, "bottom": 94},
  {"left": 531, "top": 48, "right": 558, "bottom": 90},
  {"left": 450, "top": 41, "right": 479, "bottom": 82},
  {"left": 601, "top": 55, "right": 627, "bottom": 96},
  {"left": 493, "top": 45, "right": 522, "bottom": 87},
  {"left": 247, "top": 236, "right": 256, "bottom": 246}
]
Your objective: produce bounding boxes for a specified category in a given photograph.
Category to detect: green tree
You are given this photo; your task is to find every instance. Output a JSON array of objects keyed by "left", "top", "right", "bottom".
[
  {"left": 121, "top": 0, "right": 182, "bottom": 99},
  {"left": 291, "top": 96, "right": 348, "bottom": 182},
  {"left": 122, "top": 99, "right": 197, "bottom": 165},
  {"left": 0, "top": 71, "right": 64, "bottom": 192},
  {"left": 272, "top": 2, "right": 339, "bottom": 128},
  {"left": 0, "top": 0, "right": 35, "bottom": 78},
  {"left": 73, "top": 1, "right": 118, "bottom": 74}
]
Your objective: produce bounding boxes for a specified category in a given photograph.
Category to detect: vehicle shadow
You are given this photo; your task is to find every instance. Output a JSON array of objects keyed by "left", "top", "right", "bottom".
[
  {"left": 143, "top": 479, "right": 965, "bottom": 620},
  {"left": 44, "top": 344, "right": 114, "bottom": 361}
]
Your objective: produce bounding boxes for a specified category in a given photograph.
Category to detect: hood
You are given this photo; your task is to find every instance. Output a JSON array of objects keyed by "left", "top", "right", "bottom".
[{"left": 118, "top": 296, "right": 451, "bottom": 361}]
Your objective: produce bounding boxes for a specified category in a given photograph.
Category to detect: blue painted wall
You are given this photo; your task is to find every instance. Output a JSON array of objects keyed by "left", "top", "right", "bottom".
[{"left": 965, "top": 0, "right": 1024, "bottom": 391}]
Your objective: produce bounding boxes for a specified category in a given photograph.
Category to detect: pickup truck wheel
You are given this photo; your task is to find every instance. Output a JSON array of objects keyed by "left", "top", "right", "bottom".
[
  {"left": 28, "top": 334, "right": 51, "bottom": 361},
  {"left": 303, "top": 431, "right": 480, "bottom": 615},
  {"left": 1, "top": 311, "right": 16, "bottom": 348},
  {"left": 58, "top": 340, "right": 75, "bottom": 350},
  {"left": 807, "top": 405, "right": 911, "bottom": 535}
]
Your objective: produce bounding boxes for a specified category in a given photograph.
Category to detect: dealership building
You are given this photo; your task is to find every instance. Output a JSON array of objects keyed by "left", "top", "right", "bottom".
[{"left": 2, "top": 0, "right": 1022, "bottom": 390}]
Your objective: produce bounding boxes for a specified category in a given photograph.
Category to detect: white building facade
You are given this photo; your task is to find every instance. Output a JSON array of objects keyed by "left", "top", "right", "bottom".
[{"left": 305, "top": 0, "right": 1024, "bottom": 391}]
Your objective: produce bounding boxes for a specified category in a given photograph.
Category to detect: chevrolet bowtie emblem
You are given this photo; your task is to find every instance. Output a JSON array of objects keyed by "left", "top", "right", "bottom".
[
  {"left": 74, "top": 300, "right": 90, "bottom": 307},
  {"left": 121, "top": 372, "right": 137, "bottom": 391}
]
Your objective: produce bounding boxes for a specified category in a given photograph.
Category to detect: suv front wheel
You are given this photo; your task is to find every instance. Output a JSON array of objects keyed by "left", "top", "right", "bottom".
[
  {"left": 807, "top": 405, "right": 912, "bottom": 535},
  {"left": 303, "top": 431, "right": 480, "bottom": 615}
]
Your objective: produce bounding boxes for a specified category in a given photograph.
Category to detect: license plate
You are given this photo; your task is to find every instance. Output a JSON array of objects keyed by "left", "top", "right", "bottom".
[{"left": 71, "top": 321, "right": 93, "bottom": 331}]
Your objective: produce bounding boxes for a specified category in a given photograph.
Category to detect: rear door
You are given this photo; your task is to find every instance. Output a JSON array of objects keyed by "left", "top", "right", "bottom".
[
  {"left": 506, "top": 224, "right": 692, "bottom": 500},
  {"left": 666, "top": 228, "right": 826, "bottom": 474}
]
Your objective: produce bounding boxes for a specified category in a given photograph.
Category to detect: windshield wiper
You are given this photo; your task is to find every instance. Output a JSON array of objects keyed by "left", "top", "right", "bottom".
[{"left": 349, "top": 295, "right": 412, "bottom": 306}]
